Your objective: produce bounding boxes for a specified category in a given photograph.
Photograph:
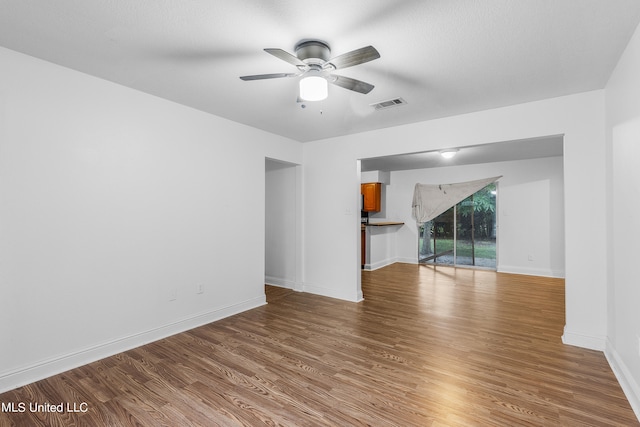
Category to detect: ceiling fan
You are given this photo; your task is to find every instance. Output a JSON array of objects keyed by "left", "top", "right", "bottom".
[{"left": 239, "top": 40, "right": 380, "bottom": 101}]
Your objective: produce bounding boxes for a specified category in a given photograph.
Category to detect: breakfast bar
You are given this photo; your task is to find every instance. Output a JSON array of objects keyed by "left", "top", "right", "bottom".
[{"left": 361, "top": 221, "right": 405, "bottom": 270}]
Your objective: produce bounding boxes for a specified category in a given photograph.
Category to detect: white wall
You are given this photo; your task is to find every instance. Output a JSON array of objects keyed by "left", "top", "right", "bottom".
[
  {"left": 303, "top": 90, "right": 606, "bottom": 349},
  {"left": 605, "top": 19, "right": 640, "bottom": 418},
  {"left": 387, "top": 156, "right": 565, "bottom": 277},
  {"left": 0, "top": 47, "right": 302, "bottom": 392},
  {"left": 265, "top": 160, "right": 298, "bottom": 288}
]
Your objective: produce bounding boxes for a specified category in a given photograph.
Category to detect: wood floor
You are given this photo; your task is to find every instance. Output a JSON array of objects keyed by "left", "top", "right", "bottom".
[{"left": 1, "top": 263, "right": 638, "bottom": 426}]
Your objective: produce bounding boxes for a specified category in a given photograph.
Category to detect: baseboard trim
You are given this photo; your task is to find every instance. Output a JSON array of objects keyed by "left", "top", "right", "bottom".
[
  {"left": 561, "top": 327, "right": 606, "bottom": 351},
  {"left": 364, "top": 257, "right": 398, "bottom": 271},
  {"left": 265, "top": 276, "right": 295, "bottom": 289},
  {"left": 605, "top": 339, "right": 640, "bottom": 422},
  {"left": 303, "top": 282, "right": 362, "bottom": 302},
  {"left": 0, "top": 296, "right": 266, "bottom": 394},
  {"left": 497, "top": 265, "right": 565, "bottom": 278}
]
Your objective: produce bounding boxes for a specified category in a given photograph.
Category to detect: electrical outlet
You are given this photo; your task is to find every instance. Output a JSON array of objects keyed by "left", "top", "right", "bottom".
[
  {"left": 528, "top": 254, "right": 534, "bottom": 261},
  {"left": 169, "top": 287, "right": 177, "bottom": 301},
  {"left": 196, "top": 283, "right": 204, "bottom": 294}
]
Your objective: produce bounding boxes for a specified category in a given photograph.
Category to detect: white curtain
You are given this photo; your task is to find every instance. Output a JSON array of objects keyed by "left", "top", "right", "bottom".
[{"left": 412, "top": 176, "right": 501, "bottom": 225}]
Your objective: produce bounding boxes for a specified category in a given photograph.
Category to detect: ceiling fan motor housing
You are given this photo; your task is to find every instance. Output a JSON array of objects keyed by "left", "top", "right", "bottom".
[{"left": 295, "top": 40, "right": 331, "bottom": 63}]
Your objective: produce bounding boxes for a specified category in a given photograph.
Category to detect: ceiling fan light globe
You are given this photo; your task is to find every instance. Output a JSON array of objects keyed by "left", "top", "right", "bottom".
[
  {"left": 299, "top": 76, "right": 328, "bottom": 101},
  {"left": 440, "top": 149, "right": 458, "bottom": 159}
]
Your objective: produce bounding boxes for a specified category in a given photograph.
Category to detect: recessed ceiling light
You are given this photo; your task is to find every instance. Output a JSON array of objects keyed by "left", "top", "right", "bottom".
[{"left": 440, "top": 149, "right": 459, "bottom": 159}]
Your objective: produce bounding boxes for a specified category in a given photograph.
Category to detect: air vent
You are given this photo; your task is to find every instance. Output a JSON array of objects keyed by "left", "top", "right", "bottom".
[{"left": 371, "top": 97, "right": 407, "bottom": 110}]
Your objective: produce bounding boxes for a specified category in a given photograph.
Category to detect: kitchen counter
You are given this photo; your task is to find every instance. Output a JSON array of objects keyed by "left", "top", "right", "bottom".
[{"left": 361, "top": 222, "right": 404, "bottom": 230}]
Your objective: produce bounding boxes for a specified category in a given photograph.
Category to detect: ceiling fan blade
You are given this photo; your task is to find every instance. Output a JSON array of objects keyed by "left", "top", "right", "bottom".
[
  {"left": 325, "top": 46, "right": 380, "bottom": 70},
  {"left": 240, "top": 73, "right": 298, "bottom": 81},
  {"left": 264, "top": 48, "right": 307, "bottom": 68},
  {"left": 329, "top": 75, "right": 375, "bottom": 94}
]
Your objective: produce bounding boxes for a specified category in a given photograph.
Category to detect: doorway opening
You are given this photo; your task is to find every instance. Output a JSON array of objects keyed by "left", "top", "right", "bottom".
[{"left": 265, "top": 158, "right": 303, "bottom": 291}]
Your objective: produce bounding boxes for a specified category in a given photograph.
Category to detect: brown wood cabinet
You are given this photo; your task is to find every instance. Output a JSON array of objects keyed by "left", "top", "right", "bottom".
[{"left": 361, "top": 182, "right": 381, "bottom": 212}]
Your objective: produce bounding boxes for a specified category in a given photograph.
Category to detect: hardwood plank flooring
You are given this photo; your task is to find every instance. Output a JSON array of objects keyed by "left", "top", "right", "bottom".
[{"left": 1, "top": 263, "right": 638, "bottom": 426}]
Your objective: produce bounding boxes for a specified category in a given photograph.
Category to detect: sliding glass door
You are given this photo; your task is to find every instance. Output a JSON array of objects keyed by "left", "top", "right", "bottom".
[{"left": 419, "top": 183, "right": 497, "bottom": 269}]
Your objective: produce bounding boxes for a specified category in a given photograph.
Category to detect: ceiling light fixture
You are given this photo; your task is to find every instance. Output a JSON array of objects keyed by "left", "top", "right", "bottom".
[
  {"left": 440, "top": 149, "right": 459, "bottom": 159},
  {"left": 299, "top": 73, "right": 328, "bottom": 101}
]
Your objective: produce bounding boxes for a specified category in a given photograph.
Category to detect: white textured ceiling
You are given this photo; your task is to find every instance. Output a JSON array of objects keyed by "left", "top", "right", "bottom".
[{"left": 1, "top": 1, "right": 640, "bottom": 143}]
